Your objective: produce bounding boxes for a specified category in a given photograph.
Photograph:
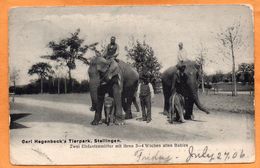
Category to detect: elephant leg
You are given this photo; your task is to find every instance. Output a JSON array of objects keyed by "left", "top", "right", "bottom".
[
  {"left": 91, "top": 85, "right": 106, "bottom": 125},
  {"left": 184, "top": 97, "right": 194, "bottom": 120},
  {"left": 104, "top": 104, "right": 113, "bottom": 126},
  {"left": 89, "top": 80, "right": 99, "bottom": 112},
  {"left": 125, "top": 96, "right": 133, "bottom": 119},
  {"left": 132, "top": 96, "right": 140, "bottom": 112},
  {"left": 90, "top": 91, "right": 97, "bottom": 111},
  {"left": 110, "top": 106, "right": 115, "bottom": 125},
  {"left": 122, "top": 96, "right": 127, "bottom": 112},
  {"left": 178, "top": 105, "right": 185, "bottom": 123},
  {"left": 90, "top": 106, "right": 96, "bottom": 111},
  {"left": 168, "top": 95, "right": 174, "bottom": 122},
  {"left": 112, "top": 83, "right": 125, "bottom": 125},
  {"left": 163, "top": 82, "right": 171, "bottom": 115},
  {"left": 169, "top": 108, "right": 174, "bottom": 124},
  {"left": 107, "top": 91, "right": 115, "bottom": 125},
  {"left": 91, "top": 95, "right": 104, "bottom": 125},
  {"left": 104, "top": 105, "right": 109, "bottom": 125},
  {"left": 174, "top": 107, "right": 180, "bottom": 121}
]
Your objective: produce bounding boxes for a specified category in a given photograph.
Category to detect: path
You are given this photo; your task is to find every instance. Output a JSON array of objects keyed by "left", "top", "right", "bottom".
[{"left": 9, "top": 97, "right": 255, "bottom": 164}]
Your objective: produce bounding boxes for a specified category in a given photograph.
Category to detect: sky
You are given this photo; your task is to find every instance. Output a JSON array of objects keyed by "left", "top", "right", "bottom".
[{"left": 9, "top": 5, "right": 254, "bottom": 85}]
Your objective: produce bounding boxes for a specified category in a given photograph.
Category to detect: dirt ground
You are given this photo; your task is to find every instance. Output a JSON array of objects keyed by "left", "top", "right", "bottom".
[
  {"left": 9, "top": 93, "right": 255, "bottom": 164},
  {"left": 14, "top": 91, "right": 254, "bottom": 113}
]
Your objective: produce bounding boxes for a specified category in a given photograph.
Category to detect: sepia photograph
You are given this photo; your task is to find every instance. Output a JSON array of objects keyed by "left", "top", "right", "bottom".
[{"left": 9, "top": 5, "right": 254, "bottom": 165}]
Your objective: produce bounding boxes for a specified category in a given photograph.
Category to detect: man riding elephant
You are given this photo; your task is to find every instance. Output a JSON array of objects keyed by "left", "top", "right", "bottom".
[
  {"left": 82, "top": 43, "right": 139, "bottom": 125},
  {"left": 162, "top": 60, "right": 210, "bottom": 120},
  {"left": 77, "top": 38, "right": 138, "bottom": 125},
  {"left": 176, "top": 42, "right": 188, "bottom": 83},
  {"left": 92, "top": 57, "right": 139, "bottom": 125},
  {"left": 103, "top": 36, "right": 119, "bottom": 61},
  {"left": 100, "top": 36, "right": 119, "bottom": 86}
]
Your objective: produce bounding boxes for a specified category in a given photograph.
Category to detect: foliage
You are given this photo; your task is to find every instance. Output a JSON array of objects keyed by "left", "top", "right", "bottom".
[
  {"left": 11, "top": 78, "right": 90, "bottom": 94},
  {"left": 237, "top": 63, "right": 254, "bottom": 84},
  {"left": 205, "top": 62, "right": 254, "bottom": 85},
  {"left": 196, "top": 42, "right": 208, "bottom": 92},
  {"left": 28, "top": 62, "right": 53, "bottom": 79},
  {"left": 196, "top": 42, "right": 208, "bottom": 67},
  {"left": 45, "top": 29, "right": 88, "bottom": 69},
  {"left": 216, "top": 21, "right": 243, "bottom": 96},
  {"left": 28, "top": 62, "right": 53, "bottom": 93},
  {"left": 41, "top": 29, "right": 99, "bottom": 92},
  {"left": 125, "top": 40, "right": 162, "bottom": 83},
  {"left": 237, "top": 63, "right": 254, "bottom": 73},
  {"left": 211, "top": 71, "right": 225, "bottom": 83},
  {"left": 42, "top": 29, "right": 90, "bottom": 92},
  {"left": 217, "top": 22, "right": 242, "bottom": 55}
]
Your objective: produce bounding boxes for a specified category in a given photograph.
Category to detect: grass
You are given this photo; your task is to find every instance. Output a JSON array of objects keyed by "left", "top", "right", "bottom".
[
  {"left": 17, "top": 93, "right": 92, "bottom": 105},
  {"left": 151, "top": 92, "right": 254, "bottom": 114},
  {"left": 15, "top": 91, "right": 254, "bottom": 114},
  {"left": 211, "top": 82, "right": 254, "bottom": 91},
  {"left": 197, "top": 93, "right": 254, "bottom": 114}
]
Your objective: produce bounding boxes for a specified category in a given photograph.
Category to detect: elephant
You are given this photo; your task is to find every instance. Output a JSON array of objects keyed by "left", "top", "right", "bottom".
[
  {"left": 169, "top": 93, "right": 185, "bottom": 123},
  {"left": 88, "top": 56, "right": 139, "bottom": 125},
  {"left": 104, "top": 95, "right": 115, "bottom": 126},
  {"left": 161, "top": 60, "right": 209, "bottom": 120}
]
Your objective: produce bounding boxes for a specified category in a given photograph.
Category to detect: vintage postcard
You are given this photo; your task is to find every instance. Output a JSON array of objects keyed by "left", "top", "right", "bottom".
[{"left": 9, "top": 5, "right": 254, "bottom": 165}]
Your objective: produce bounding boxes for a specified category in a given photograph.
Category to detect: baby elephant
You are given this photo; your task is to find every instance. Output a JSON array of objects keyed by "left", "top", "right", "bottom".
[
  {"left": 104, "top": 96, "right": 115, "bottom": 126},
  {"left": 169, "top": 93, "right": 186, "bottom": 123}
]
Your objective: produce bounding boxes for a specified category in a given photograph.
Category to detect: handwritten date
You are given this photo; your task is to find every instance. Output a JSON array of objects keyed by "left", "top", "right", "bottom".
[{"left": 186, "top": 146, "right": 246, "bottom": 163}]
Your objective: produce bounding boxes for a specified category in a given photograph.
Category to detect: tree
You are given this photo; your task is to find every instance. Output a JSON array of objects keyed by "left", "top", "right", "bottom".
[
  {"left": 52, "top": 62, "right": 68, "bottom": 94},
  {"left": 42, "top": 29, "right": 99, "bottom": 92},
  {"left": 217, "top": 21, "right": 242, "bottom": 96},
  {"left": 212, "top": 70, "right": 224, "bottom": 83},
  {"left": 42, "top": 29, "right": 89, "bottom": 92},
  {"left": 125, "top": 40, "right": 162, "bottom": 83},
  {"left": 9, "top": 67, "right": 20, "bottom": 94},
  {"left": 196, "top": 42, "right": 208, "bottom": 93},
  {"left": 28, "top": 62, "right": 53, "bottom": 94},
  {"left": 237, "top": 62, "right": 254, "bottom": 84},
  {"left": 237, "top": 63, "right": 254, "bottom": 73}
]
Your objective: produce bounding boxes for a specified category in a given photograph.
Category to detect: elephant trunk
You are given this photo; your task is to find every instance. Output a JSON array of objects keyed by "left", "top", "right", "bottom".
[
  {"left": 89, "top": 77, "right": 99, "bottom": 111},
  {"left": 193, "top": 92, "right": 210, "bottom": 114}
]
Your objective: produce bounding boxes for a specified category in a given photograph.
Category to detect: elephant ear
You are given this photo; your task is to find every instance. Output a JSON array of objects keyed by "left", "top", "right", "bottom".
[
  {"left": 107, "top": 60, "right": 121, "bottom": 81},
  {"left": 96, "top": 57, "right": 110, "bottom": 73}
]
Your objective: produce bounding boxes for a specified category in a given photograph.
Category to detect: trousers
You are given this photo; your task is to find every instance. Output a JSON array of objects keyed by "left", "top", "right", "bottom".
[{"left": 140, "top": 95, "right": 151, "bottom": 121}]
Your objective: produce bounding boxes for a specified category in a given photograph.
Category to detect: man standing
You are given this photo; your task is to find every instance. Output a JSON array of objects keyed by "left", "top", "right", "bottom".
[
  {"left": 137, "top": 75, "right": 154, "bottom": 123},
  {"left": 103, "top": 36, "right": 119, "bottom": 61}
]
